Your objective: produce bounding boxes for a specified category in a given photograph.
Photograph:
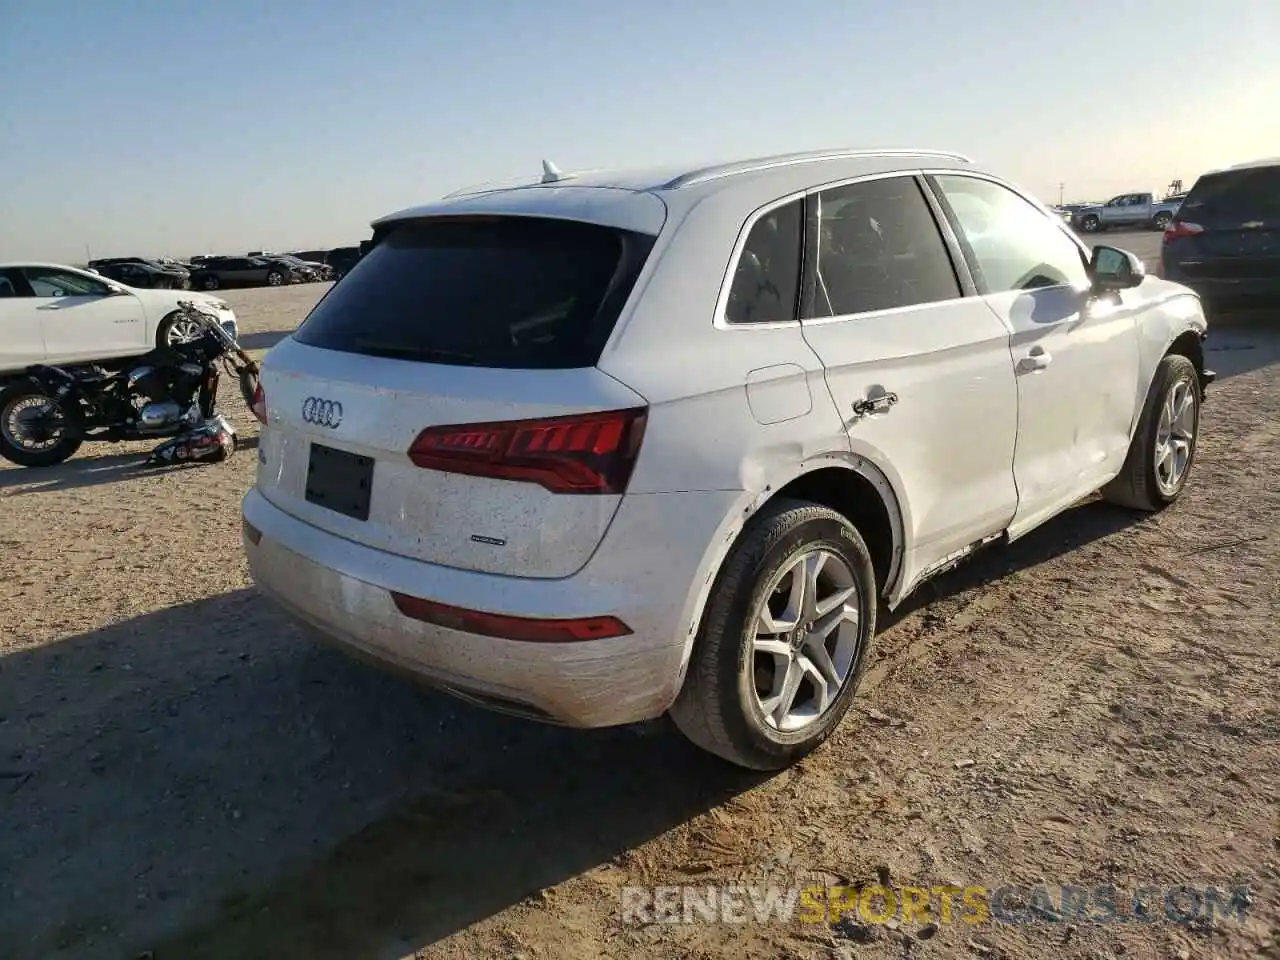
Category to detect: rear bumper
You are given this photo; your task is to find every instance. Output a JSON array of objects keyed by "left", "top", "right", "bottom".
[
  {"left": 242, "top": 486, "right": 740, "bottom": 727},
  {"left": 1159, "top": 262, "right": 1280, "bottom": 304}
]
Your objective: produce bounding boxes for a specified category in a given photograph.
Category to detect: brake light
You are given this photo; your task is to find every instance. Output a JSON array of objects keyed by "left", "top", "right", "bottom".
[
  {"left": 407, "top": 407, "right": 647, "bottom": 494},
  {"left": 1163, "top": 221, "right": 1204, "bottom": 245},
  {"left": 390, "top": 592, "right": 632, "bottom": 642},
  {"left": 250, "top": 382, "right": 267, "bottom": 425}
]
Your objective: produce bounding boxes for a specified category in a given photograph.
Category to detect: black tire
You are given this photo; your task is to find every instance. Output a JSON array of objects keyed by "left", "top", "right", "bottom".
[
  {"left": 669, "top": 499, "right": 878, "bottom": 771},
  {"left": 1078, "top": 214, "right": 1100, "bottom": 233},
  {"left": 1152, "top": 212, "right": 1172, "bottom": 231},
  {"left": 202, "top": 275, "right": 220, "bottom": 291},
  {"left": 1102, "top": 354, "right": 1200, "bottom": 511},
  {"left": 0, "top": 384, "right": 82, "bottom": 468},
  {"left": 266, "top": 271, "right": 284, "bottom": 287}
]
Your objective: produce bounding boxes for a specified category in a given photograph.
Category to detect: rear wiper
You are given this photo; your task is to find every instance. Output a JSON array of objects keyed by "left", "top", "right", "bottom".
[{"left": 354, "top": 342, "right": 481, "bottom": 365}]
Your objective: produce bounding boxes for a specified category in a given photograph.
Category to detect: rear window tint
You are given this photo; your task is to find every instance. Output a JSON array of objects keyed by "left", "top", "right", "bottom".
[
  {"left": 1181, "top": 167, "right": 1280, "bottom": 222},
  {"left": 293, "top": 217, "right": 655, "bottom": 369}
]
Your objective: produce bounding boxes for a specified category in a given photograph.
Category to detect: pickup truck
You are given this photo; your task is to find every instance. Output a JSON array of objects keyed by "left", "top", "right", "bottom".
[{"left": 1073, "top": 192, "right": 1184, "bottom": 233}]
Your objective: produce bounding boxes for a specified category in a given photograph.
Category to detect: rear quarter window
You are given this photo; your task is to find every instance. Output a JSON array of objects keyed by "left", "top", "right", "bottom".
[{"left": 293, "top": 216, "right": 656, "bottom": 369}]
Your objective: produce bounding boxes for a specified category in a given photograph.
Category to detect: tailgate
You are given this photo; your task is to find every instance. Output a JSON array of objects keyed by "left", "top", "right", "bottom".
[{"left": 256, "top": 338, "right": 647, "bottom": 579}]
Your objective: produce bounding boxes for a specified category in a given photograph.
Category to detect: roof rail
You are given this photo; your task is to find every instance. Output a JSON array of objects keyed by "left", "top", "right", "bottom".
[{"left": 661, "top": 148, "right": 974, "bottom": 190}]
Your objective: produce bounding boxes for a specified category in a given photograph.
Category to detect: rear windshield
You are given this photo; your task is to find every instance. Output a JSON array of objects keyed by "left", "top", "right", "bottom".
[
  {"left": 293, "top": 216, "right": 656, "bottom": 369},
  {"left": 1180, "top": 166, "right": 1280, "bottom": 223}
]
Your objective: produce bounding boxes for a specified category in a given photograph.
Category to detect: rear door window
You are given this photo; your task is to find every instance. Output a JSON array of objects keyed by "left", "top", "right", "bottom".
[
  {"left": 809, "top": 176, "right": 961, "bottom": 317},
  {"left": 293, "top": 216, "right": 656, "bottom": 369},
  {"left": 1181, "top": 167, "right": 1280, "bottom": 223}
]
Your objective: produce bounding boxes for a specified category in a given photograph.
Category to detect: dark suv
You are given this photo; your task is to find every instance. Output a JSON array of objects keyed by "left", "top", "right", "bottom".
[
  {"left": 88, "top": 257, "right": 191, "bottom": 289},
  {"left": 324, "top": 246, "right": 363, "bottom": 280},
  {"left": 1160, "top": 158, "right": 1280, "bottom": 307}
]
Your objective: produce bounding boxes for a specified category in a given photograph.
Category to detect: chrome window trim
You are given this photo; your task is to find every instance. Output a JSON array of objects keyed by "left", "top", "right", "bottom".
[
  {"left": 715, "top": 167, "right": 979, "bottom": 331},
  {"left": 713, "top": 188, "right": 809, "bottom": 330}
]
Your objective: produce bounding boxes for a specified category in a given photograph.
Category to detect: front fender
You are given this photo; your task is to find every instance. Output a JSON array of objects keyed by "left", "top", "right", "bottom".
[{"left": 1131, "top": 286, "right": 1208, "bottom": 429}]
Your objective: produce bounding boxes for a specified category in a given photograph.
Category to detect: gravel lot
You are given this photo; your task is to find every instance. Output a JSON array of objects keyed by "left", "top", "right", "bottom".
[{"left": 1, "top": 233, "right": 1277, "bottom": 960}]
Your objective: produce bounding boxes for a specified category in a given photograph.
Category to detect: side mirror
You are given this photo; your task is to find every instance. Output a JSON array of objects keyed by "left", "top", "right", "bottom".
[{"left": 1089, "top": 245, "right": 1145, "bottom": 293}]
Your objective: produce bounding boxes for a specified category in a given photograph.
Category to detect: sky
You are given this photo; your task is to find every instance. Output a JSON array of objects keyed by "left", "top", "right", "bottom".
[{"left": 1, "top": 0, "right": 1277, "bottom": 262}]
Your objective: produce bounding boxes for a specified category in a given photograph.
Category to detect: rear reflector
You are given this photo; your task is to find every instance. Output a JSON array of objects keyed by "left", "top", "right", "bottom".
[
  {"left": 250, "top": 382, "right": 268, "bottom": 425},
  {"left": 1163, "top": 221, "right": 1204, "bottom": 245},
  {"left": 407, "top": 407, "right": 647, "bottom": 494},
  {"left": 390, "top": 591, "right": 632, "bottom": 642}
]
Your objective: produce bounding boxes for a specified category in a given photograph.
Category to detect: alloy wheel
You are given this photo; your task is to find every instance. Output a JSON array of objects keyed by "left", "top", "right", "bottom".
[
  {"left": 1154, "top": 377, "right": 1197, "bottom": 496},
  {"left": 749, "top": 547, "right": 862, "bottom": 733},
  {"left": 165, "top": 316, "right": 204, "bottom": 346}
]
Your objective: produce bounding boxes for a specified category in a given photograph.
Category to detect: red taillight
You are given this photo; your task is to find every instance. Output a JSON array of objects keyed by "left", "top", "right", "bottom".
[
  {"left": 1163, "top": 220, "right": 1204, "bottom": 245},
  {"left": 390, "top": 592, "right": 632, "bottom": 643},
  {"left": 250, "top": 382, "right": 267, "bottom": 425},
  {"left": 407, "top": 407, "right": 647, "bottom": 494}
]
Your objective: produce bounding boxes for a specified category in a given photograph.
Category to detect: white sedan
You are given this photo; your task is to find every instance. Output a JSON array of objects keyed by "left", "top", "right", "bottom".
[{"left": 0, "top": 262, "right": 239, "bottom": 376}]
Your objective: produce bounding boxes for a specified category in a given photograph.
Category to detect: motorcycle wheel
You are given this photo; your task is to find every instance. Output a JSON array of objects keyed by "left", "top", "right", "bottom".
[{"left": 0, "top": 384, "right": 83, "bottom": 467}]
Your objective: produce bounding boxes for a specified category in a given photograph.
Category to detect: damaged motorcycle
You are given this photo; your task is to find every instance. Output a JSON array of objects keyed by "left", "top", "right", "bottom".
[{"left": 0, "top": 300, "right": 263, "bottom": 468}]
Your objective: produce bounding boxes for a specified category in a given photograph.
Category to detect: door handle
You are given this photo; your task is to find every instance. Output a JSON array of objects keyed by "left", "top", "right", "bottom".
[
  {"left": 1017, "top": 348, "right": 1053, "bottom": 373},
  {"left": 852, "top": 392, "right": 898, "bottom": 416}
]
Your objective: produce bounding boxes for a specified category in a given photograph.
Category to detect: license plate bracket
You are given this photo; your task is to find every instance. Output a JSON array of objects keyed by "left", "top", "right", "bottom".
[{"left": 305, "top": 443, "right": 374, "bottom": 521}]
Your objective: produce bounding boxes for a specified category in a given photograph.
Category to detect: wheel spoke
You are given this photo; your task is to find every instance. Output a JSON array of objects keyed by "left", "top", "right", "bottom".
[
  {"left": 814, "top": 583, "right": 857, "bottom": 618},
  {"left": 802, "top": 636, "right": 841, "bottom": 687},
  {"left": 1173, "top": 386, "right": 1196, "bottom": 439},
  {"left": 760, "top": 659, "right": 804, "bottom": 725},
  {"left": 752, "top": 636, "right": 791, "bottom": 659},
  {"left": 796, "top": 654, "right": 832, "bottom": 714},
  {"left": 757, "top": 558, "right": 805, "bottom": 634},
  {"left": 800, "top": 551, "right": 828, "bottom": 620}
]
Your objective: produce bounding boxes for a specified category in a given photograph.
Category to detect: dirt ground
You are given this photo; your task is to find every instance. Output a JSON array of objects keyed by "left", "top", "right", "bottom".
[{"left": 1, "top": 233, "right": 1276, "bottom": 960}]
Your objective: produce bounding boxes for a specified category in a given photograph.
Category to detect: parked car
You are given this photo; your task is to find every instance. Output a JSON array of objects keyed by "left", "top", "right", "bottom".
[
  {"left": 263, "top": 254, "right": 329, "bottom": 282},
  {"left": 1159, "top": 157, "right": 1280, "bottom": 308},
  {"left": 1072, "top": 192, "right": 1182, "bottom": 233},
  {"left": 88, "top": 257, "right": 191, "bottom": 290},
  {"left": 323, "top": 246, "right": 362, "bottom": 280},
  {"left": 1049, "top": 205, "right": 1073, "bottom": 225},
  {"left": 188, "top": 256, "right": 297, "bottom": 290},
  {"left": 0, "top": 262, "right": 237, "bottom": 375},
  {"left": 241, "top": 148, "right": 1212, "bottom": 771}
]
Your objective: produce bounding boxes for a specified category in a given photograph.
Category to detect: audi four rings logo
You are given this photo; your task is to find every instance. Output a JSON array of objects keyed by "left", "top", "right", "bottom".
[{"left": 301, "top": 397, "right": 343, "bottom": 428}]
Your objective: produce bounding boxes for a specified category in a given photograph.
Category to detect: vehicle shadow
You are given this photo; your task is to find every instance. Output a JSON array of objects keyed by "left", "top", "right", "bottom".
[
  {"left": 238, "top": 330, "right": 293, "bottom": 351},
  {"left": 0, "top": 437, "right": 260, "bottom": 494},
  {"left": 1204, "top": 308, "right": 1280, "bottom": 381},
  {"left": 0, "top": 590, "right": 757, "bottom": 960},
  {"left": 0, "top": 496, "right": 1163, "bottom": 960}
]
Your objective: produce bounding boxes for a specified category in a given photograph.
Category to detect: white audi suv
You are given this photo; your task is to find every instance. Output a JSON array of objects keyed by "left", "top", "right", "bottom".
[{"left": 243, "top": 148, "right": 1213, "bottom": 770}]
